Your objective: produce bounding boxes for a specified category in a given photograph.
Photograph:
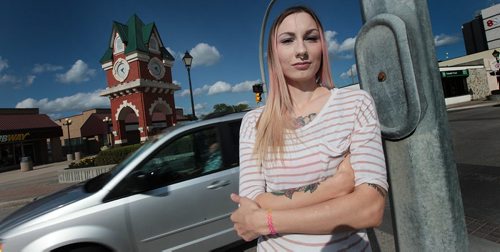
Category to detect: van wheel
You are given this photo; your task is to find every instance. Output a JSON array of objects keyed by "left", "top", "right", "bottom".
[{"left": 52, "top": 243, "right": 112, "bottom": 252}]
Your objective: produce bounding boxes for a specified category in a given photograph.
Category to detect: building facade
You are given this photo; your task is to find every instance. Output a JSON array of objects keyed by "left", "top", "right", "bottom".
[
  {"left": 463, "top": 4, "right": 500, "bottom": 54},
  {"left": 439, "top": 48, "right": 499, "bottom": 104},
  {"left": 0, "top": 108, "right": 62, "bottom": 172},
  {"left": 100, "top": 15, "right": 180, "bottom": 145}
]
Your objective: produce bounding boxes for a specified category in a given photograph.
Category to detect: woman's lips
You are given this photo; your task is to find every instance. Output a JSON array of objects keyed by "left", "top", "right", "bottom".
[{"left": 292, "top": 62, "right": 311, "bottom": 70}]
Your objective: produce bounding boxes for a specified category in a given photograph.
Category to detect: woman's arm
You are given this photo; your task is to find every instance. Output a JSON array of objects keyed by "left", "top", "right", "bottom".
[
  {"left": 255, "top": 155, "right": 354, "bottom": 210},
  {"left": 239, "top": 111, "right": 354, "bottom": 209},
  {"left": 230, "top": 183, "right": 385, "bottom": 241}
]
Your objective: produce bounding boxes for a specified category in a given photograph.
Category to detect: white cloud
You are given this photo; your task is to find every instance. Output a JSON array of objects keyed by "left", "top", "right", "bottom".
[
  {"left": 193, "top": 84, "right": 210, "bottom": 96},
  {"left": 434, "top": 34, "right": 461, "bottom": 47},
  {"left": 0, "top": 56, "right": 8, "bottom": 72},
  {"left": 32, "top": 63, "right": 63, "bottom": 73},
  {"left": 324, "top": 30, "right": 356, "bottom": 58},
  {"left": 56, "top": 60, "right": 96, "bottom": 83},
  {"left": 189, "top": 43, "right": 221, "bottom": 67},
  {"left": 232, "top": 80, "right": 259, "bottom": 93},
  {"left": 340, "top": 64, "right": 357, "bottom": 79},
  {"left": 15, "top": 89, "right": 109, "bottom": 114},
  {"left": 177, "top": 89, "right": 191, "bottom": 97},
  {"left": 26, "top": 75, "right": 36, "bottom": 86},
  {"left": 177, "top": 79, "right": 260, "bottom": 97},
  {"left": 0, "top": 74, "right": 35, "bottom": 89},
  {"left": 208, "top": 81, "right": 231, "bottom": 95},
  {"left": 194, "top": 103, "right": 206, "bottom": 110},
  {"left": 0, "top": 74, "right": 20, "bottom": 85}
]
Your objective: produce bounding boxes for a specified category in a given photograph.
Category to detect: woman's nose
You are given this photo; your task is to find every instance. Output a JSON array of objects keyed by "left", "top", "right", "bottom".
[{"left": 295, "top": 41, "right": 308, "bottom": 59}]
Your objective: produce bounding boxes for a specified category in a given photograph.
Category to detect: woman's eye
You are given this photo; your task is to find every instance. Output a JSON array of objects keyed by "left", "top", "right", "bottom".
[
  {"left": 306, "top": 36, "right": 319, "bottom": 42},
  {"left": 280, "top": 38, "right": 293, "bottom": 44}
]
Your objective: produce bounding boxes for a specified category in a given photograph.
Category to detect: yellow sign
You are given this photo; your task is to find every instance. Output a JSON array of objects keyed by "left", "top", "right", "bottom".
[{"left": 0, "top": 133, "right": 30, "bottom": 143}]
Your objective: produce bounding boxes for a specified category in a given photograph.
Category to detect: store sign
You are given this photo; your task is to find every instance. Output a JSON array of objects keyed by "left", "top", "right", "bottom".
[
  {"left": 485, "top": 16, "right": 500, "bottom": 29},
  {"left": 0, "top": 133, "right": 30, "bottom": 143},
  {"left": 441, "top": 70, "right": 469, "bottom": 78}
]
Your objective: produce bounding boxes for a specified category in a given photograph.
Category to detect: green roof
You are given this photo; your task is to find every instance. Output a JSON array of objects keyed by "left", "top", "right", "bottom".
[{"left": 100, "top": 14, "right": 175, "bottom": 64}]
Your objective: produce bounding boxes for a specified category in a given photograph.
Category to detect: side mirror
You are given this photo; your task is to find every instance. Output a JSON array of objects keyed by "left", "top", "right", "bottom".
[{"left": 126, "top": 171, "right": 150, "bottom": 193}]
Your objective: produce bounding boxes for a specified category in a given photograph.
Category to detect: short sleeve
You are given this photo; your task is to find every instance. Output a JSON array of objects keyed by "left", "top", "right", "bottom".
[
  {"left": 350, "top": 91, "right": 388, "bottom": 191},
  {"left": 238, "top": 110, "right": 266, "bottom": 200}
]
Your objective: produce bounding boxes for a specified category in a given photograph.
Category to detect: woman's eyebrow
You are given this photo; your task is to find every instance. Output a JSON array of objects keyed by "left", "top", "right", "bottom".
[
  {"left": 304, "top": 28, "right": 320, "bottom": 35},
  {"left": 278, "top": 32, "right": 295, "bottom": 38}
]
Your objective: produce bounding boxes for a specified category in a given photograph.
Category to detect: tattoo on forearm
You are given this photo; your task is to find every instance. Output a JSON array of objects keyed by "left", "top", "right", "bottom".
[
  {"left": 367, "top": 183, "right": 387, "bottom": 198},
  {"left": 272, "top": 182, "right": 321, "bottom": 199}
]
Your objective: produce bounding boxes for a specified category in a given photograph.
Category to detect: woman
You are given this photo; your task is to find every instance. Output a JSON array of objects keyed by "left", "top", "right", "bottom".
[{"left": 230, "top": 5, "right": 388, "bottom": 251}]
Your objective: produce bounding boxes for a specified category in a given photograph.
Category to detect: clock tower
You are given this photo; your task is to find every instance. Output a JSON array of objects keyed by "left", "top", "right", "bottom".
[{"left": 100, "top": 14, "right": 180, "bottom": 145}]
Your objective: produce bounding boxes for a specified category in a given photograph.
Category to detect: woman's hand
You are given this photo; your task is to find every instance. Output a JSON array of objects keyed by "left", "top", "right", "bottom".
[
  {"left": 325, "top": 153, "right": 355, "bottom": 198},
  {"left": 230, "top": 193, "right": 267, "bottom": 241}
]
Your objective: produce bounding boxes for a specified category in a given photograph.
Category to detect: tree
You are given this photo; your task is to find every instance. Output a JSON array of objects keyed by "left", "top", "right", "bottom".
[{"left": 203, "top": 103, "right": 250, "bottom": 119}]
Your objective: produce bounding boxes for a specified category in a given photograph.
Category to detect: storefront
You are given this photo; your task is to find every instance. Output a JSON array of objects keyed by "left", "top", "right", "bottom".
[
  {"left": 440, "top": 69, "right": 470, "bottom": 98},
  {"left": 0, "top": 109, "right": 62, "bottom": 171}
]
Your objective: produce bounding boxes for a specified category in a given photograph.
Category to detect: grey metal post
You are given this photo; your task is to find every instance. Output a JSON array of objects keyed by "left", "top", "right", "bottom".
[{"left": 355, "top": 0, "right": 468, "bottom": 251}]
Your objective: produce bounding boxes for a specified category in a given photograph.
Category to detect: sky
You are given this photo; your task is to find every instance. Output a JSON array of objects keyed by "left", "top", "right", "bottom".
[{"left": 0, "top": 0, "right": 497, "bottom": 119}]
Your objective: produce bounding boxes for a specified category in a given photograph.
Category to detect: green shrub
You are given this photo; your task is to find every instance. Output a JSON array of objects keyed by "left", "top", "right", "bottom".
[
  {"left": 68, "top": 157, "right": 96, "bottom": 169},
  {"left": 94, "top": 144, "right": 142, "bottom": 166}
]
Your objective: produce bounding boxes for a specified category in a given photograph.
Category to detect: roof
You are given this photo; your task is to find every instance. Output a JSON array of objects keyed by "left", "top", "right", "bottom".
[
  {"left": 100, "top": 14, "right": 175, "bottom": 64},
  {"left": 80, "top": 114, "right": 110, "bottom": 137},
  {"left": 0, "top": 114, "right": 61, "bottom": 131}
]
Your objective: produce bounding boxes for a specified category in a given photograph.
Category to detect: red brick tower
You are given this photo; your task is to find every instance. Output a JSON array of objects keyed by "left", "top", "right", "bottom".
[{"left": 100, "top": 15, "right": 179, "bottom": 145}]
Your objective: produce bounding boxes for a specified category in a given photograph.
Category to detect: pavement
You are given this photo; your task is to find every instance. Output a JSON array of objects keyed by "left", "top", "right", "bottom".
[{"left": 0, "top": 99, "right": 499, "bottom": 251}]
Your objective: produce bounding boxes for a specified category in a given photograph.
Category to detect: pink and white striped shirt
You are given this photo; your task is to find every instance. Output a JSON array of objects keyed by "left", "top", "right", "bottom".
[{"left": 239, "top": 88, "right": 388, "bottom": 251}]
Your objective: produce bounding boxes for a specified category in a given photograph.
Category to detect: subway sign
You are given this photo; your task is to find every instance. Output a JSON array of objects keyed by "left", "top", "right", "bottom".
[
  {"left": 0, "top": 133, "right": 30, "bottom": 143},
  {"left": 441, "top": 70, "right": 469, "bottom": 78}
]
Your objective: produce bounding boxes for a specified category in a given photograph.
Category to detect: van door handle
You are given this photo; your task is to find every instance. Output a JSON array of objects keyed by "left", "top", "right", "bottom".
[{"left": 207, "top": 180, "right": 231, "bottom": 189}]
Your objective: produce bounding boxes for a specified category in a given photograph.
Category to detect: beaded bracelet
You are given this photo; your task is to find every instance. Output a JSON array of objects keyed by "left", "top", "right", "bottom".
[{"left": 266, "top": 209, "right": 277, "bottom": 235}]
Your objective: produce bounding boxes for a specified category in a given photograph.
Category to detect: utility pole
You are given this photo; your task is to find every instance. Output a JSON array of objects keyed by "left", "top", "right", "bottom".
[{"left": 356, "top": 0, "right": 468, "bottom": 250}]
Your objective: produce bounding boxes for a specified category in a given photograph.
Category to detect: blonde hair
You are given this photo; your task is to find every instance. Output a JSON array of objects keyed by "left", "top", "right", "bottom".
[{"left": 255, "top": 6, "right": 334, "bottom": 165}]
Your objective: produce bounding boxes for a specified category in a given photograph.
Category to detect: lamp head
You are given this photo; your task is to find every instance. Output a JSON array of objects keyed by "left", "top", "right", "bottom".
[{"left": 182, "top": 51, "right": 193, "bottom": 69}]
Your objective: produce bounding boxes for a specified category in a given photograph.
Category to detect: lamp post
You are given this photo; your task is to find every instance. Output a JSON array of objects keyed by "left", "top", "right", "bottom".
[
  {"left": 102, "top": 116, "right": 113, "bottom": 147},
  {"left": 62, "top": 118, "right": 72, "bottom": 155},
  {"left": 182, "top": 51, "right": 196, "bottom": 120}
]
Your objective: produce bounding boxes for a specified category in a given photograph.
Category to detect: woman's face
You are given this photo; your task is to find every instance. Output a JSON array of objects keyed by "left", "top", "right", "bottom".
[{"left": 275, "top": 12, "right": 322, "bottom": 85}]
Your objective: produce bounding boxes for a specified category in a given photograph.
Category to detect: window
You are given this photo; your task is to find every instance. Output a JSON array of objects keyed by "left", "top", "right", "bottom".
[
  {"left": 149, "top": 36, "right": 159, "bottom": 52},
  {"left": 114, "top": 34, "right": 124, "bottom": 54},
  {"left": 134, "top": 127, "right": 222, "bottom": 190}
]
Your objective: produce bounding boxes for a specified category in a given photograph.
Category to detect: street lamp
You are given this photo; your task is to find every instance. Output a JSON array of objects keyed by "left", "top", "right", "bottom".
[
  {"left": 62, "top": 118, "right": 72, "bottom": 155},
  {"left": 182, "top": 51, "right": 196, "bottom": 120},
  {"left": 102, "top": 116, "right": 113, "bottom": 147}
]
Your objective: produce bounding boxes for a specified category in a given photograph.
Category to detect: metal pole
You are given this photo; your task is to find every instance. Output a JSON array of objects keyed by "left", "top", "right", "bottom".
[
  {"left": 67, "top": 124, "right": 72, "bottom": 155},
  {"left": 259, "top": 0, "right": 276, "bottom": 102},
  {"left": 356, "top": 0, "right": 468, "bottom": 250},
  {"left": 187, "top": 67, "right": 196, "bottom": 119}
]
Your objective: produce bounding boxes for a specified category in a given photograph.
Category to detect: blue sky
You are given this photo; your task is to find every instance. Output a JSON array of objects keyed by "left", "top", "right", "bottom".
[{"left": 0, "top": 0, "right": 497, "bottom": 118}]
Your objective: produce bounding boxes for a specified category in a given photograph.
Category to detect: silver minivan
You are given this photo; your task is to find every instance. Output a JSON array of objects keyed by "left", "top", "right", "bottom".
[{"left": 0, "top": 112, "right": 248, "bottom": 252}]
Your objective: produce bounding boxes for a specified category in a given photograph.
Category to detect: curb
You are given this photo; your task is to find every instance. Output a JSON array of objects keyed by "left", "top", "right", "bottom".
[
  {"left": 58, "top": 165, "right": 115, "bottom": 183},
  {"left": 447, "top": 101, "right": 500, "bottom": 112}
]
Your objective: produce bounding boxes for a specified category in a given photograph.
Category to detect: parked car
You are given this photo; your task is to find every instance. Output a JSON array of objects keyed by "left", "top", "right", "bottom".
[{"left": 0, "top": 112, "right": 249, "bottom": 252}]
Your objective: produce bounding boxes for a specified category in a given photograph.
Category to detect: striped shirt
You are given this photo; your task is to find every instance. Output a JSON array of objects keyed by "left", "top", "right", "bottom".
[{"left": 239, "top": 88, "right": 388, "bottom": 251}]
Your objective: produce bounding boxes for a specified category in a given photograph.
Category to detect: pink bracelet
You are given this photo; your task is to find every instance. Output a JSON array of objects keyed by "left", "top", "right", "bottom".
[{"left": 267, "top": 209, "right": 277, "bottom": 235}]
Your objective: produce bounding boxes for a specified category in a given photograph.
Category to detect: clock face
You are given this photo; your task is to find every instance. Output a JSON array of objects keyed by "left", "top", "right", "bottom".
[
  {"left": 112, "top": 58, "right": 130, "bottom": 82},
  {"left": 148, "top": 58, "right": 165, "bottom": 79}
]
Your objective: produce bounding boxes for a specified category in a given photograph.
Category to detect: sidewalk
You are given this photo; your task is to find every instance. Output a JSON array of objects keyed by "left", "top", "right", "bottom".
[
  {"left": 0, "top": 160, "right": 75, "bottom": 208},
  {"left": 446, "top": 99, "right": 500, "bottom": 111}
]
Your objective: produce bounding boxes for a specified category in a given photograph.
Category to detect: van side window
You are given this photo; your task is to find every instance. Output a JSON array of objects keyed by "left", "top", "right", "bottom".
[{"left": 135, "top": 127, "right": 222, "bottom": 190}]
